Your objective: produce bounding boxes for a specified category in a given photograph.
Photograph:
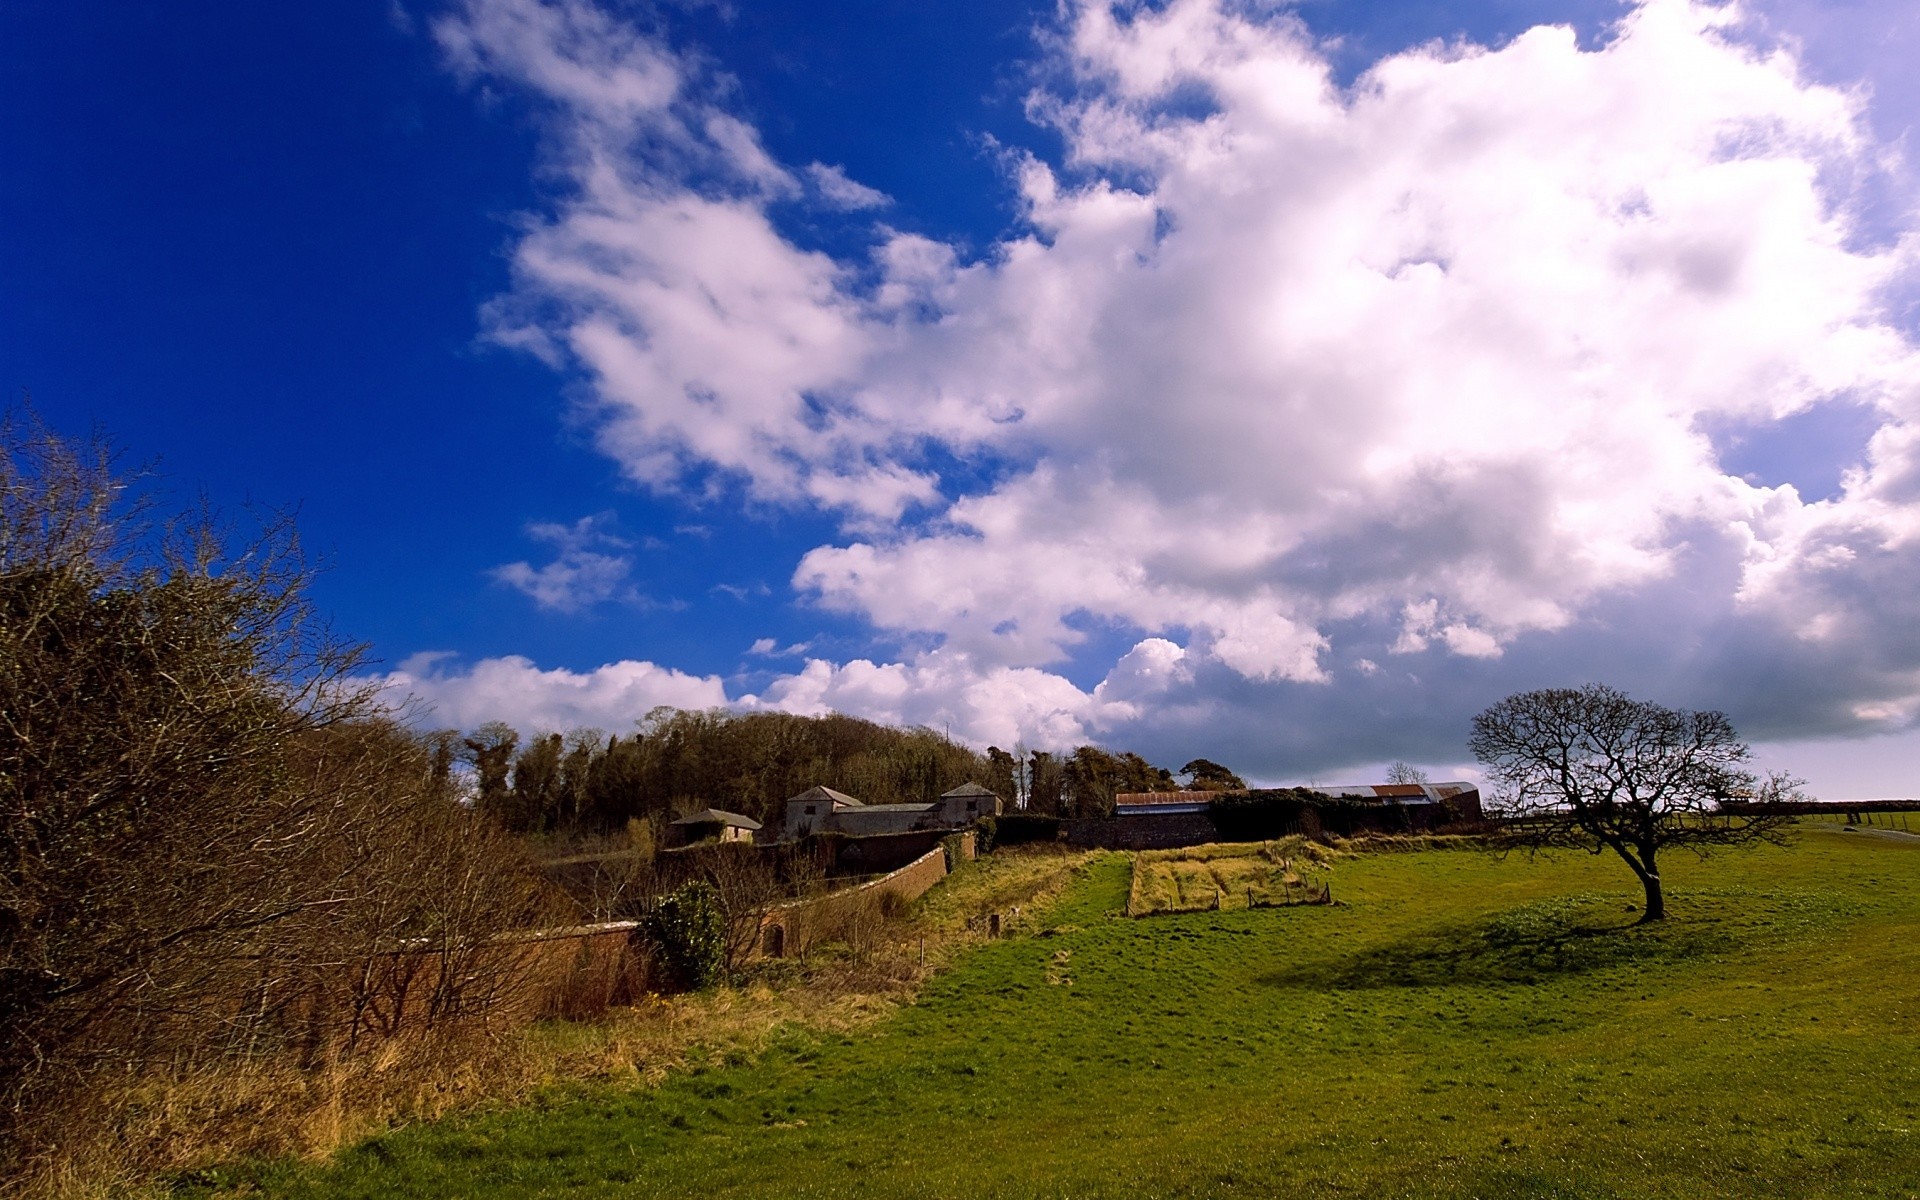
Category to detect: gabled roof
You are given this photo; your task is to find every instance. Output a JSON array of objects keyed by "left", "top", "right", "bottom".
[
  {"left": 784, "top": 785, "right": 864, "bottom": 809},
  {"left": 941, "top": 782, "right": 999, "bottom": 799},
  {"left": 669, "top": 808, "right": 762, "bottom": 830}
]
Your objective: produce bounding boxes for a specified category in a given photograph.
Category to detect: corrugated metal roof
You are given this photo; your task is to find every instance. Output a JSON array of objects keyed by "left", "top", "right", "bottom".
[
  {"left": 1113, "top": 783, "right": 1479, "bottom": 808},
  {"left": 1306, "top": 782, "right": 1480, "bottom": 804},
  {"left": 1115, "top": 790, "right": 1244, "bottom": 806}
]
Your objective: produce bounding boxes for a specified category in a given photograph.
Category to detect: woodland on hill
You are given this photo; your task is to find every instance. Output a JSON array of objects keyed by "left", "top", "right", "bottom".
[{"left": 460, "top": 710, "right": 1241, "bottom": 839}]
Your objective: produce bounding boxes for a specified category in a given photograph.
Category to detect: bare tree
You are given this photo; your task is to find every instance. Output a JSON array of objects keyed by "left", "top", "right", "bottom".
[
  {"left": 464, "top": 722, "right": 520, "bottom": 827},
  {"left": 701, "top": 845, "right": 790, "bottom": 979},
  {"left": 280, "top": 719, "right": 561, "bottom": 1051},
  {"left": 1385, "top": 761, "right": 1430, "bottom": 786},
  {"left": 1469, "top": 684, "right": 1799, "bottom": 920}
]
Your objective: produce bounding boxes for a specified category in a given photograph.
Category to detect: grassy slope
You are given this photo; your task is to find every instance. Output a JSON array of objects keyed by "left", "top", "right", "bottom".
[{"left": 208, "top": 826, "right": 1920, "bottom": 1199}]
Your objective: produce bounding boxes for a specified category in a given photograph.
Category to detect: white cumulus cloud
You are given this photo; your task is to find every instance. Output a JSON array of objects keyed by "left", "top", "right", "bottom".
[
  {"left": 374, "top": 652, "right": 729, "bottom": 733},
  {"left": 437, "top": 0, "right": 1920, "bottom": 776}
]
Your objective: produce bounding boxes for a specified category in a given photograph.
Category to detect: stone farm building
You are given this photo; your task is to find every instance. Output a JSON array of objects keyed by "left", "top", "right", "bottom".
[
  {"left": 781, "top": 782, "right": 1004, "bottom": 841},
  {"left": 666, "top": 808, "right": 762, "bottom": 848}
]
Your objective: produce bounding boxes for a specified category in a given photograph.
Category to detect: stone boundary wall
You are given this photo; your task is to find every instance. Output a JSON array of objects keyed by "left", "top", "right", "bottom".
[
  {"left": 319, "top": 833, "right": 978, "bottom": 1042},
  {"left": 756, "top": 840, "right": 960, "bottom": 958},
  {"left": 1065, "top": 812, "right": 1220, "bottom": 850},
  {"left": 283, "top": 920, "right": 646, "bottom": 1055},
  {"left": 814, "top": 827, "right": 953, "bottom": 876}
]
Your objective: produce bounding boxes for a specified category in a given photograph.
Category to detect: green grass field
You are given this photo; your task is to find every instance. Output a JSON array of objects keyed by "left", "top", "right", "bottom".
[{"left": 195, "top": 824, "right": 1920, "bottom": 1199}]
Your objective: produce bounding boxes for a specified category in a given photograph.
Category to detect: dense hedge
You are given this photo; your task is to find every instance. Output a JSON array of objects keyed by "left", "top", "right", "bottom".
[
  {"left": 644, "top": 881, "right": 726, "bottom": 990},
  {"left": 991, "top": 814, "right": 1064, "bottom": 846},
  {"left": 1209, "top": 789, "right": 1439, "bottom": 841},
  {"left": 1209, "top": 789, "right": 1319, "bottom": 842}
]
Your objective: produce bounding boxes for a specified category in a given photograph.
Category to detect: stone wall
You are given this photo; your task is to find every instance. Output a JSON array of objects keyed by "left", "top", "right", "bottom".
[
  {"left": 756, "top": 846, "right": 952, "bottom": 958},
  {"left": 815, "top": 828, "right": 953, "bottom": 876},
  {"left": 1065, "top": 812, "right": 1221, "bottom": 850}
]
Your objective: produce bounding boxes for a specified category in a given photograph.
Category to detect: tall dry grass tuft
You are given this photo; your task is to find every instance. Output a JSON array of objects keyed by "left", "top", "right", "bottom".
[
  {"left": 18, "top": 850, "right": 1032, "bottom": 1200},
  {"left": 1126, "top": 838, "right": 1342, "bottom": 915},
  {"left": 24, "top": 970, "right": 933, "bottom": 1199},
  {"left": 21, "top": 1030, "right": 517, "bottom": 1199},
  {"left": 1324, "top": 832, "right": 1492, "bottom": 854}
]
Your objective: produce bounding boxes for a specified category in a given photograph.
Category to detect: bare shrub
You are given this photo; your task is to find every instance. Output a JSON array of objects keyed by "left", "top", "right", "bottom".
[
  {"left": 0, "top": 416, "right": 568, "bottom": 1186},
  {"left": 0, "top": 415, "right": 374, "bottom": 1145}
]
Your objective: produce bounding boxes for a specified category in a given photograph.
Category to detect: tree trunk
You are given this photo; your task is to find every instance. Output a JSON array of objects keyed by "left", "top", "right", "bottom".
[{"left": 1638, "top": 851, "right": 1665, "bottom": 922}]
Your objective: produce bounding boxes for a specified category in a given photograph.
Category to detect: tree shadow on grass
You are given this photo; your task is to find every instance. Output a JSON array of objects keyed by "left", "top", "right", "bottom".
[{"left": 1263, "top": 894, "right": 1734, "bottom": 990}]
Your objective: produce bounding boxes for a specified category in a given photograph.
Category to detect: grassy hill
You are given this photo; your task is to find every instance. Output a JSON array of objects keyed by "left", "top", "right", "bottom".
[{"left": 198, "top": 824, "right": 1920, "bottom": 1198}]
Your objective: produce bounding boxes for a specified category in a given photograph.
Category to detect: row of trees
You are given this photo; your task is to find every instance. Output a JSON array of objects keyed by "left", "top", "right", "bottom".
[
  {"left": 453, "top": 718, "right": 1249, "bottom": 838},
  {"left": 459, "top": 712, "right": 994, "bottom": 836}
]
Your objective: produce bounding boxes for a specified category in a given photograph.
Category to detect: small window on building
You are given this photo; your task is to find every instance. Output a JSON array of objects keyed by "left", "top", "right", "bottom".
[{"left": 805, "top": 805, "right": 817, "bottom": 815}]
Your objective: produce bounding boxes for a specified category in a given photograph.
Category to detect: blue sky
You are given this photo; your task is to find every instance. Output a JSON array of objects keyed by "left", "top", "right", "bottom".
[{"left": 6, "top": 0, "right": 1920, "bottom": 796}]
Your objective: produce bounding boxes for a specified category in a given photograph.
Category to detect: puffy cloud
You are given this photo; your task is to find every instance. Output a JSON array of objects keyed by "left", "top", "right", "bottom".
[
  {"left": 441, "top": 0, "right": 1920, "bottom": 776},
  {"left": 747, "top": 636, "right": 812, "bottom": 658},
  {"left": 437, "top": 0, "right": 938, "bottom": 520},
  {"left": 373, "top": 652, "right": 728, "bottom": 733},
  {"left": 806, "top": 162, "right": 890, "bottom": 211},
  {"left": 489, "top": 514, "right": 637, "bottom": 612},
  {"left": 740, "top": 637, "right": 1192, "bottom": 748}
]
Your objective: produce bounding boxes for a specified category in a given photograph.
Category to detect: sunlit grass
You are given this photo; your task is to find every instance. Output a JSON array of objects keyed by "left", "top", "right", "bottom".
[
  {"left": 1128, "top": 838, "right": 1334, "bottom": 913},
  {"left": 192, "top": 825, "right": 1920, "bottom": 1199}
]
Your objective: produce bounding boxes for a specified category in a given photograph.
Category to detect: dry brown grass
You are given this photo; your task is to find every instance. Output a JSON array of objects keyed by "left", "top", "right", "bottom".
[
  {"left": 1324, "top": 832, "right": 1493, "bottom": 854},
  {"left": 1127, "top": 838, "right": 1336, "bottom": 916},
  {"left": 28, "top": 969, "right": 928, "bottom": 1200},
  {"left": 20, "top": 852, "right": 1085, "bottom": 1200},
  {"left": 913, "top": 845, "right": 1098, "bottom": 949}
]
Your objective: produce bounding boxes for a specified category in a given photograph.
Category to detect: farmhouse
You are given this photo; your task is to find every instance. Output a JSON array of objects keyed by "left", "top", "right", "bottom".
[{"left": 780, "top": 782, "right": 1004, "bottom": 841}]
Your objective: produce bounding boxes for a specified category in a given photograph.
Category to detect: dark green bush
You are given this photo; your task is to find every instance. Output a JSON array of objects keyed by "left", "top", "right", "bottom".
[
  {"left": 940, "top": 832, "right": 970, "bottom": 872},
  {"left": 973, "top": 817, "right": 997, "bottom": 855},
  {"left": 1209, "top": 789, "right": 1320, "bottom": 842},
  {"left": 993, "top": 814, "right": 1062, "bottom": 846},
  {"left": 1210, "top": 789, "right": 1428, "bottom": 841},
  {"left": 644, "top": 881, "right": 726, "bottom": 990}
]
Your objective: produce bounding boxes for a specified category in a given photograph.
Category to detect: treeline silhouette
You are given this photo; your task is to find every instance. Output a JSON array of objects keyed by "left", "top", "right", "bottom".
[
  {"left": 459, "top": 711, "right": 1225, "bottom": 838},
  {"left": 459, "top": 710, "right": 991, "bottom": 835}
]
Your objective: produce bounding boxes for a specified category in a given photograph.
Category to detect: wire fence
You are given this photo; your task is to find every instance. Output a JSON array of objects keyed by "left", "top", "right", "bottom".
[{"left": 1796, "top": 808, "right": 1918, "bottom": 832}]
